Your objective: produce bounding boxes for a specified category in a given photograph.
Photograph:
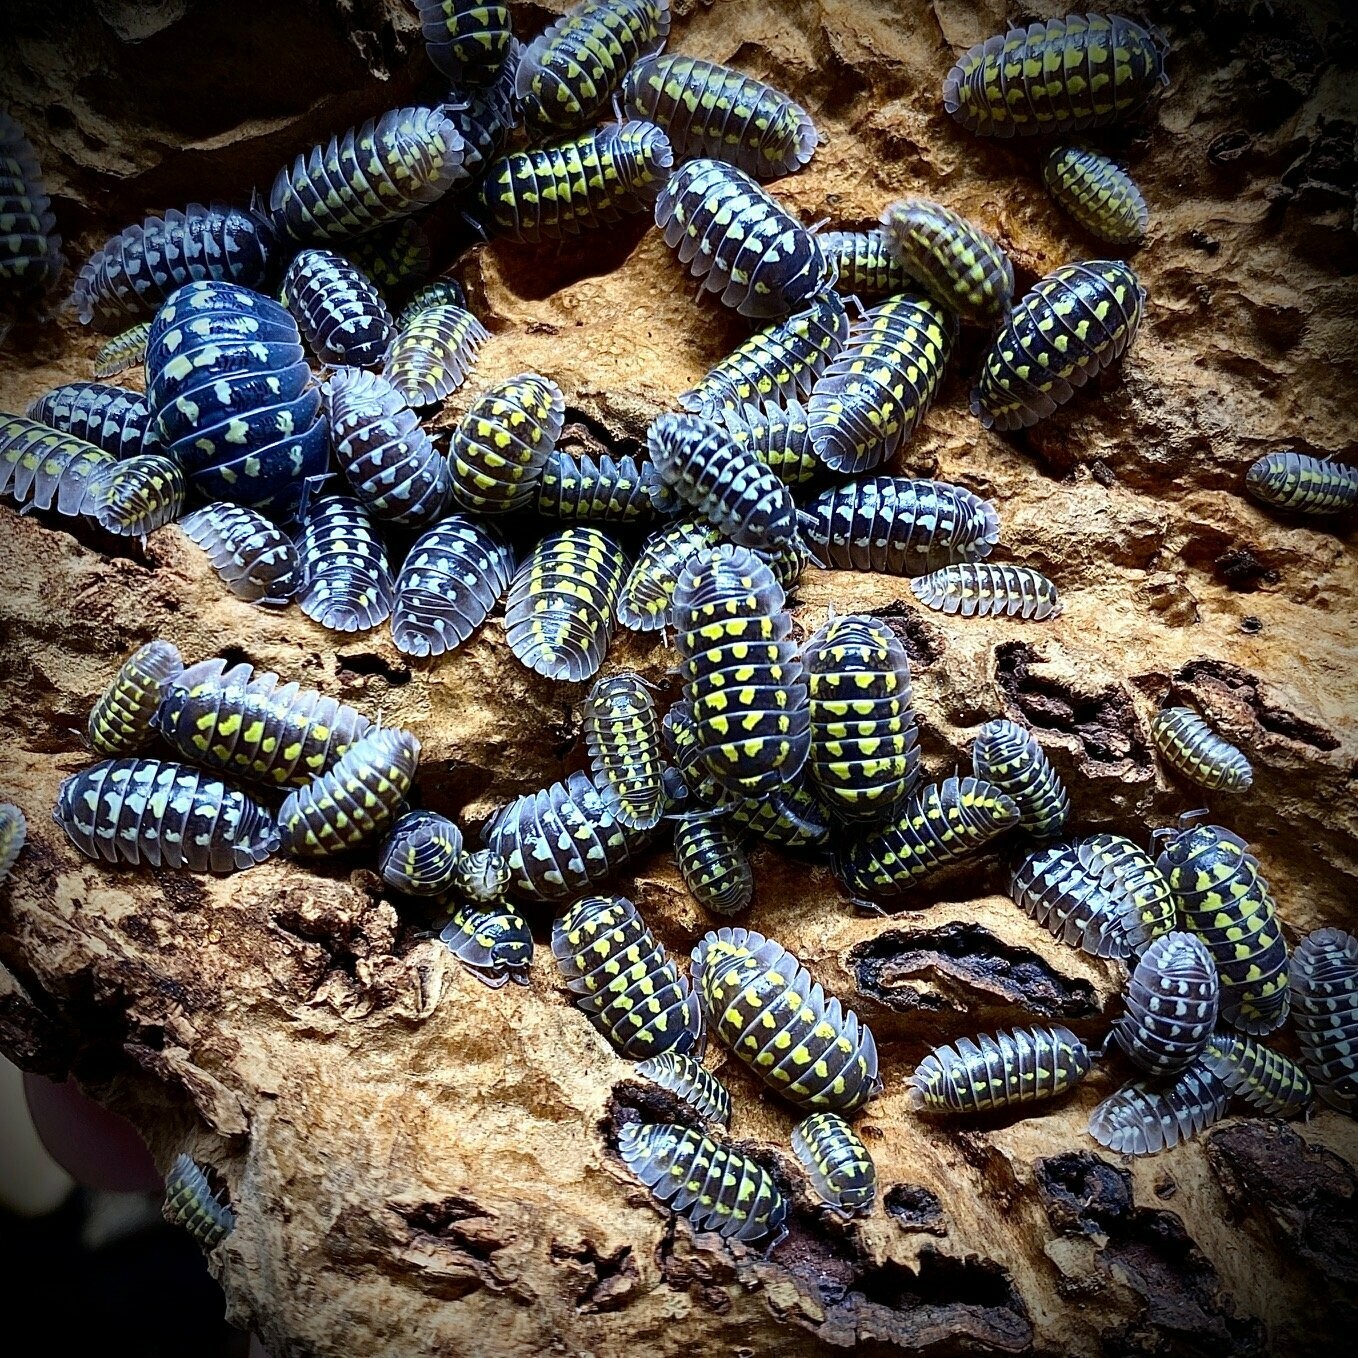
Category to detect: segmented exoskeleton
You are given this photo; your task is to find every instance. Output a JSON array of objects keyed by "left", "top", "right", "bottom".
[
  {"left": 384, "top": 302, "right": 490, "bottom": 407},
  {"left": 503, "top": 527, "right": 628, "bottom": 682},
  {"left": 1087, "top": 1059, "right": 1231, "bottom": 1156},
  {"left": 179, "top": 503, "right": 301, "bottom": 606},
  {"left": 673, "top": 813, "right": 753, "bottom": 916},
  {"left": 654, "top": 158, "right": 833, "bottom": 318},
  {"left": 475, "top": 121, "right": 673, "bottom": 241},
  {"left": 621, "top": 54, "right": 817, "bottom": 178},
  {"left": 267, "top": 106, "right": 468, "bottom": 242},
  {"left": 836, "top": 776, "right": 1019, "bottom": 901},
  {"left": 1043, "top": 147, "right": 1149, "bottom": 246},
  {"left": 804, "top": 614, "right": 919, "bottom": 823},
  {"left": 482, "top": 769, "right": 652, "bottom": 902},
  {"left": 153, "top": 656, "right": 373, "bottom": 788},
  {"left": 0, "top": 803, "right": 26, "bottom": 882},
  {"left": 87, "top": 640, "right": 184, "bottom": 757},
  {"left": 277, "top": 727, "right": 420, "bottom": 857},
  {"left": 618, "top": 1121, "right": 787, "bottom": 1246},
  {"left": 803, "top": 477, "right": 1000, "bottom": 576},
  {"left": 295, "top": 495, "right": 395, "bottom": 633},
  {"left": 448, "top": 372, "right": 565, "bottom": 513},
  {"left": 534, "top": 450, "right": 655, "bottom": 523},
  {"left": 0, "top": 416, "right": 115, "bottom": 518},
  {"left": 808, "top": 294, "right": 954, "bottom": 474},
  {"left": 879, "top": 198, "right": 1013, "bottom": 322},
  {"left": 28, "top": 382, "right": 161, "bottom": 460},
  {"left": 634, "top": 1052, "right": 731, "bottom": 1127},
  {"left": 908, "top": 1025, "right": 1092, "bottom": 1113},
  {"left": 943, "top": 13, "right": 1167, "bottom": 138},
  {"left": 323, "top": 367, "right": 451, "bottom": 527},
  {"left": 971, "top": 718, "right": 1068, "bottom": 839},
  {"left": 439, "top": 900, "right": 533, "bottom": 988},
  {"left": 551, "top": 893, "right": 703, "bottom": 1058},
  {"left": 678, "top": 294, "right": 848, "bottom": 416},
  {"left": 53, "top": 758, "right": 279, "bottom": 871},
  {"left": 162, "top": 1155, "right": 235, "bottom": 1251},
  {"left": 1201, "top": 1030, "right": 1314, "bottom": 1117},
  {"left": 283, "top": 249, "right": 394, "bottom": 367},
  {"left": 0, "top": 109, "right": 63, "bottom": 312},
  {"left": 692, "top": 926, "right": 879, "bottom": 1113},
  {"left": 1156, "top": 822, "right": 1290, "bottom": 1034},
  {"left": 615, "top": 518, "right": 721, "bottom": 632},
  {"left": 910, "top": 563, "right": 1062, "bottom": 620},
  {"left": 390, "top": 514, "right": 515, "bottom": 658},
  {"left": 1290, "top": 927, "right": 1358, "bottom": 1114},
  {"left": 671, "top": 544, "right": 809, "bottom": 799},
  {"left": 1245, "top": 452, "right": 1358, "bottom": 517},
  {"left": 89, "top": 454, "right": 187, "bottom": 537},
  {"left": 1110, "top": 931, "right": 1219, "bottom": 1076},
  {"left": 972, "top": 261, "right": 1144, "bottom": 432},
  {"left": 791, "top": 1112, "right": 876, "bottom": 1216},
  {"left": 820, "top": 230, "right": 916, "bottom": 302},
  {"left": 583, "top": 672, "right": 665, "bottom": 830},
  {"left": 378, "top": 809, "right": 463, "bottom": 896},
  {"left": 74, "top": 203, "right": 274, "bottom": 331},
  {"left": 1149, "top": 706, "right": 1253, "bottom": 792}
]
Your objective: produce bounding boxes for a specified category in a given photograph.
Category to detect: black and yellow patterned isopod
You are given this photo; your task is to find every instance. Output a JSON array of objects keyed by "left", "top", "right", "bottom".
[
  {"left": 635, "top": 1052, "right": 731, "bottom": 1128},
  {"left": 621, "top": 54, "right": 818, "bottom": 179},
  {"left": 1290, "top": 927, "right": 1358, "bottom": 1114},
  {"left": 691, "top": 926, "right": 880, "bottom": 1113},
  {"left": 87, "top": 639, "right": 184, "bottom": 757},
  {"left": 282, "top": 248, "right": 395, "bottom": 368},
  {"left": 807, "top": 293, "right": 954, "bottom": 475},
  {"left": 1201, "top": 1030, "right": 1315, "bottom": 1118},
  {"left": 1074, "top": 833, "right": 1176, "bottom": 942},
  {"left": 476, "top": 121, "right": 674, "bottom": 242},
  {"left": 790, "top": 1112, "right": 876, "bottom": 1217},
  {"left": 907, "top": 1024, "right": 1092, "bottom": 1114},
  {"left": 448, "top": 372, "right": 565, "bottom": 515},
  {"left": 1087, "top": 1059, "right": 1231, "bottom": 1156},
  {"left": 277, "top": 727, "right": 421, "bottom": 858},
  {"left": 153, "top": 656, "right": 374, "bottom": 788},
  {"left": 439, "top": 899, "right": 533, "bottom": 989},
  {"left": 0, "top": 109, "right": 63, "bottom": 309},
  {"left": 615, "top": 518, "right": 722, "bottom": 633},
  {"left": 618, "top": 1121, "right": 788, "bottom": 1247},
  {"left": 1110, "top": 930, "right": 1219, "bottom": 1076},
  {"left": 534, "top": 450, "right": 656, "bottom": 524},
  {"left": 377, "top": 809, "right": 464, "bottom": 896},
  {"left": 551, "top": 893, "right": 704, "bottom": 1059},
  {"left": 53, "top": 758, "right": 279, "bottom": 872},
  {"left": 717, "top": 401, "right": 822, "bottom": 490},
  {"left": 911, "top": 562, "right": 1063, "bottom": 620},
  {"left": 673, "top": 813, "right": 753, "bottom": 917},
  {"left": 267, "top": 106, "right": 468, "bottom": 243},
  {"left": 163, "top": 1154, "right": 235, "bottom": 1252},
  {"left": 819, "top": 230, "right": 917, "bottom": 303},
  {"left": 942, "top": 13, "right": 1168, "bottom": 139},
  {"left": 879, "top": 198, "right": 1014, "bottom": 323},
  {"left": 415, "top": 1, "right": 513, "bottom": 86},
  {"left": 1149, "top": 706, "right": 1253, "bottom": 793},
  {"left": 583, "top": 672, "right": 665, "bottom": 830},
  {"left": 835, "top": 775, "right": 1019, "bottom": 901},
  {"left": 678, "top": 293, "right": 849, "bottom": 417},
  {"left": 515, "top": 0, "right": 671, "bottom": 132},
  {"left": 1245, "top": 451, "right": 1358, "bottom": 517},
  {"left": 1155, "top": 822, "right": 1290, "bottom": 1035},
  {"left": 503, "top": 527, "right": 628, "bottom": 683},
  {"left": 89, "top": 453, "right": 187, "bottom": 537},
  {"left": 671, "top": 544, "right": 810, "bottom": 800},
  {"left": 971, "top": 718, "right": 1069, "bottom": 839},
  {"left": 93, "top": 322, "right": 152, "bottom": 380},
  {"left": 1043, "top": 147, "right": 1149, "bottom": 246},
  {"left": 654, "top": 158, "right": 833, "bottom": 319},
  {"left": 803, "top": 614, "right": 920, "bottom": 824},
  {"left": 972, "top": 260, "right": 1144, "bottom": 431}
]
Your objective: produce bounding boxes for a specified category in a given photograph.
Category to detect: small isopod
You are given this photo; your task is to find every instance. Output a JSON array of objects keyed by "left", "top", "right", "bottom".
[
  {"left": 163, "top": 1154, "right": 235, "bottom": 1251},
  {"left": 88, "top": 640, "right": 184, "bottom": 757},
  {"left": 971, "top": 718, "right": 1068, "bottom": 839},
  {"left": 1088, "top": 1059, "right": 1232, "bottom": 1156},
  {"left": 908, "top": 1025, "right": 1092, "bottom": 1114},
  {"left": 448, "top": 372, "right": 565, "bottom": 514},
  {"left": 1043, "top": 147, "right": 1149, "bottom": 246},
  {"left": 1150, "top": 706, "right": 1253, "bottom": 793},
  {"left": 0, "top": 802, "right": 27, "bottom": 882},
  {"left": 283, "top": 248, "right": 395, "bottom": 368},
  {"left": 295, "top": 495, "right": 395, "bottom": 633},
  {"left": 673, "top": 813, "right": 753, "bottom": 916},
  {"left": 1245, "top": 452, "right": 1358, "bottom": 517},
  {"left": 1290, "top": 927, "right": 1358, "bottom": 1114},
  {"left": 910, "top": 563, "right": 1062, "bottom": 620},
  {"left": 634, "top": 1052, "right": 731, "bottom": 1127},
  {"left": 879, "top": 198, "right": 1013, "bottom": 323},
  {"left": 1110, "top": 931, "right": 1219, "bottom": 1076},
  {"left": 583, "top": 672, "right": 665, "bottom": 830},
  {"left": 378, "top": 809, "right": 463, "bottom": 896},
  {"left": 179, "top": 503, "right": 301, "bottom": 606},
  {"left": 89, "top": 454, "right": 187, "bottom": 537},
  {"left": 1201, "top": 1030, "right": 1314, "bottom": 1118},
  {"left": 791, "top": 1112, "right": 876, "bottom": 1216}
]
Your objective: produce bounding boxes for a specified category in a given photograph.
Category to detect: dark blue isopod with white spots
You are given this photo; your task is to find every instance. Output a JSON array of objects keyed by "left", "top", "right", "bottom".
[
  {"left": 482, "top": 769, "right": 652, "bottom": 903},
  {"left": 324, "top": 367, "right": 451, "bottom": 527},
  {"left": 1111, "top": 931, "right": 1219, "bottom": 1077},
  {"left": 295, "top": 495, "right": 395, "bottom": 633},
  {"left": 654, "top": 159, "right": 833, "bottom": 319},
  {"left": 179, "top": 502, "right": 301, "bottom": 605},
  {"left": 74, "top": 203, "right": 275, "bottom": 333},
  {"left": 390, "top": 514, "right": 515, "bottom": 658},
  {"left": 28, "top": 382, "right": 162, "bottom": 460},
  {"left": 283, "top": 249, "right": 395, "bottom": 368},
  {"left": 53, "top": 758, "right": 279, "bottom": 872},
  {"left": 646, "top": 412, "right": 804, "bottom": 555}
]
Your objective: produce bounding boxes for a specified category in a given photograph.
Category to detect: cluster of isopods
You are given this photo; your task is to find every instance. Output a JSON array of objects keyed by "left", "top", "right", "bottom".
[{"left": 1, "top": 0, "right": 1355, "bottom": 1256}]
